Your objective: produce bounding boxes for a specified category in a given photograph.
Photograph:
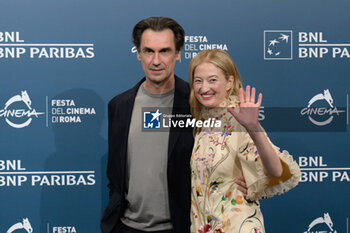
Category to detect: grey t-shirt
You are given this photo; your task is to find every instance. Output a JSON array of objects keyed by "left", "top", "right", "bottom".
[{"left": 121, "top": 83, "right": 174, "bottom": 231}]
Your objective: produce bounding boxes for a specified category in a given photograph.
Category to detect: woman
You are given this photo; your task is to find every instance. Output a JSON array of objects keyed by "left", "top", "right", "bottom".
[{"left": 189, "top": 49, "right": 300, "bottom": 233}]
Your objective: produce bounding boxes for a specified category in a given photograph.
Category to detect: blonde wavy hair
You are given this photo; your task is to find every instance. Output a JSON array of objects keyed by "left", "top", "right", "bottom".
[{"left": 189, "top": 49, "right": 243, "bottom": 120}]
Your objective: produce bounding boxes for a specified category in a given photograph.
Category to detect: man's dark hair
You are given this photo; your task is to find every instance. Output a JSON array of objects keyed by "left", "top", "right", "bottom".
[{"left": 132, "top": 17, "right": 185, "bottom": 53}]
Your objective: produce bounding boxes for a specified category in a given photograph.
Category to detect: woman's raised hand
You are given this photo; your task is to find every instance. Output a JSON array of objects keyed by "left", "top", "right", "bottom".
[{"left": 228, "top": 85, "right": 262, "bottom": 132}]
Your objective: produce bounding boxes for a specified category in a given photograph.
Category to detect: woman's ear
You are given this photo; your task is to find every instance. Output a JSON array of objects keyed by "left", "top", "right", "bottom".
[{"left": 226, "top": 75, "right": 234, "bottom": 92}]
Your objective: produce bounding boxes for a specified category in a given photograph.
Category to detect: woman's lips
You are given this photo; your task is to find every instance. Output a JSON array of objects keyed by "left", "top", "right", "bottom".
[{"left": 201, "top": 93, "right": 214, "bottom": 100}]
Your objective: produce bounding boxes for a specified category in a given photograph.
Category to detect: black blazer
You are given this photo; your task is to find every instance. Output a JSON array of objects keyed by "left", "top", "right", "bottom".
[{"left": 101, "top": 76, "right": 194, "bottom": 233}]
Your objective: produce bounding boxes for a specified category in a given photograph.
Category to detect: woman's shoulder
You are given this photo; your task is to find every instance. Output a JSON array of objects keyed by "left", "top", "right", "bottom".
[{"left": 227, "top": 95, "right": 240, "bottom": 108}]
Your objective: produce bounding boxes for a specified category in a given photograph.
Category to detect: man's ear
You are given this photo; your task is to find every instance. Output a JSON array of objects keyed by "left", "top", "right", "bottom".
[
  {"left": 175, "top": 50, "right": 181, "bottom": 61},
  {"left": 137, "top": 50, "right": 141, "bottom": 61}
]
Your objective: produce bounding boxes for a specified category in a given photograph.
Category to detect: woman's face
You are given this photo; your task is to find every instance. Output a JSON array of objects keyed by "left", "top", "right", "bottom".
[{"left": 193, "top": 62, "right": 233, "bottom": 108}]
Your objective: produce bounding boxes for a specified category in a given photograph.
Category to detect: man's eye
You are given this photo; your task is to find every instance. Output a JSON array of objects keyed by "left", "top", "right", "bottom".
[{"left": 209, "top": 79, "right": 217, "bottom": 82}]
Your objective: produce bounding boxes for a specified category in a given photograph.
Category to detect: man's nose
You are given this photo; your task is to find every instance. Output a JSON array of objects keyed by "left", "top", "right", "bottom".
[{"left": 152, "top": 52, "right": 161, "bottom": 66}]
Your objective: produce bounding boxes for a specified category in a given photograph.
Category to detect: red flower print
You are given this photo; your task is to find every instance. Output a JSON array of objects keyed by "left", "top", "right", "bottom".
[{"left": 198, "top": 224, "right": 212, "bottom": 233}]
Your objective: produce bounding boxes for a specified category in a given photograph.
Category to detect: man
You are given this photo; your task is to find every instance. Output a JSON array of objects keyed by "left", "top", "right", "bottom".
[
  {"left": 100, "top": 17, "right": 194, "bottom": 233},
  {"left": 101, "top": 17, "right": 247, "bottom": 233}
]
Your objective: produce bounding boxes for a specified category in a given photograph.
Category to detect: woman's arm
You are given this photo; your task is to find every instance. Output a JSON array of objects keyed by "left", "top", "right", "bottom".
[{"left": 228, "top": 86, "right": 283, "bottom": 178}]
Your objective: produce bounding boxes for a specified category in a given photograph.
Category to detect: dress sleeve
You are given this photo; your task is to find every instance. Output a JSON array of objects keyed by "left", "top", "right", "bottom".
[{"left": 231, "top": 125, "right": 301, "bottom": 200}]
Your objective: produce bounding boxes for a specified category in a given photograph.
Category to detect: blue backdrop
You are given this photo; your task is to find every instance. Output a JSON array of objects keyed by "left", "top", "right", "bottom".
[{"left": 1, "top": 0, "right": 349, "bottom": 233}]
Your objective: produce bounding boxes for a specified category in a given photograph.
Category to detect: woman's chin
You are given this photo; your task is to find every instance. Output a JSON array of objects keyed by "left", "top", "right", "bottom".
[
  {"left": 200, "top": 102, "right": 219, "bottom": 108},
  {"left": 198, "top": 99, "right": 225, "bottom": 108}
]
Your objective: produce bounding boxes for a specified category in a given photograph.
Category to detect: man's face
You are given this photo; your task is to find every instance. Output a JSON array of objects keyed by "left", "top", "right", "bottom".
[{"left": 137, "top": 29, "right": 181, "bottom": 85}]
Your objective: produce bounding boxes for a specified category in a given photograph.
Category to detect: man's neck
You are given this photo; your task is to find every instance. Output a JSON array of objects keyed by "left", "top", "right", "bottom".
[{"left": 143, "top": 76, "right": 175, "bottom": 94}]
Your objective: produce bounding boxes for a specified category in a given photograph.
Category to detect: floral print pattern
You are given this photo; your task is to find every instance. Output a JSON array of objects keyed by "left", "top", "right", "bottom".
[{"left": 191, "top": 97, "right": 301, "bottom": 233}]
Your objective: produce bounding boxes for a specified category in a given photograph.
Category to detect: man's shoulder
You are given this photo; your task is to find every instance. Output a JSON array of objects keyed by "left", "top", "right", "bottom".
[
  {"left": 108, "top": 88, "right": 134, "bottom": 107},
  {"left": 175, "top": 75, "right": 189, "bottom": 87},
  {"left": 108, "top": 76, "right": 189, "bottom": 107},
  {"left": 108, "top": 78, "right": 144, "bottom": 107},
  {"left": 174, "top": 76, "right": 190, "bottom": 97}
]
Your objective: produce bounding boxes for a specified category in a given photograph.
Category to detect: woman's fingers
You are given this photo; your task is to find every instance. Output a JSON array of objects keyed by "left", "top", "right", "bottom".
[
  {"left": 239, "top": 86, "right": 262, "bottom": 106},
  {"left": 238, "top": 87, "right": 244, "bottom": 104},
  {"left": 245, "top": 85, "right": 250, "bottom": 103},
  {"left": 257, "top": 93, "right": 263, "bottom": 106},
  {"left": 250, "top": 87, "right": 256, "bottom": 103}
]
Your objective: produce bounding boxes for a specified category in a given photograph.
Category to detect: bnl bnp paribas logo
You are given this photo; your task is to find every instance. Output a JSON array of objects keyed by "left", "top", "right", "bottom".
[
  {"left": 264, "top": 30, "right": 293, "bottom": 60},
  {"left": 143, "top": 109, "right": 162, "bottom": 129},
  {"left": 0, "top": 90, "right": 44, "bottom": 128},
  {"left": 264, "top": 30, "right": 350, "bottom": 60}
]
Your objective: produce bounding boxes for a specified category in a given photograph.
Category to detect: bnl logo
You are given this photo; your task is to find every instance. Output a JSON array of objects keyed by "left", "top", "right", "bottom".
[
  {"left": 264, "top": 30, "right": 293, "bottom": 60},
  {"left": 143, "top": 109, "right": 162, "bottom": 129}
]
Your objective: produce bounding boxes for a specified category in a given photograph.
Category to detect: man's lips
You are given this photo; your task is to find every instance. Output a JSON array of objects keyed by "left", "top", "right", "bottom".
[{"left": 150, "top": 68, "right": 164, "bottom": 72}]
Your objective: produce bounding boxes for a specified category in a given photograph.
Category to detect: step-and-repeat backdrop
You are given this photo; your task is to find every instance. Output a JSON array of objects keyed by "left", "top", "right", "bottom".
[{"left": 1, "top": 0, "right": 349, "bottom": 233}]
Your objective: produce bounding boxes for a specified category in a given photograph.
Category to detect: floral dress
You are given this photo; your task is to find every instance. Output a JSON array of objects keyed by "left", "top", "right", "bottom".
[{"left": 190, "top": 97, "right": 301, "bottom": 233}]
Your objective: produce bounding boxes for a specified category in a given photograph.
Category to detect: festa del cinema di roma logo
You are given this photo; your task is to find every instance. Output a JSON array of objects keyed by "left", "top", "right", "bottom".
[
  {"left": 6, "top": 218, "right": 33, "bottom": 233},
  {"left": 0, "top": 90, "right": 44, "bottom": 128},
  {"left": 304, "top": 213, "right": 337, "bottom": 233},
  {"left": 5, "top": 218, "right": 77, "bottom": 233},
  {"left": 300, "top": 89, "right": 345, "bottom": 126}
]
